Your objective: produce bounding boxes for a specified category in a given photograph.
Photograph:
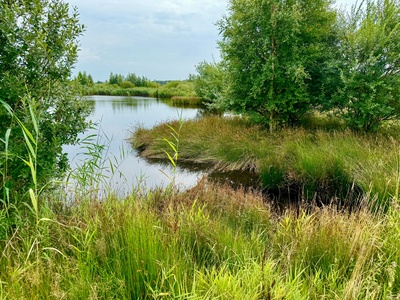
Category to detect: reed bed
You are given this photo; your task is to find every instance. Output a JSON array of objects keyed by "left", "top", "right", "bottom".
[{"left": 170, "top": 96, "right": 203, "bottom": 107}]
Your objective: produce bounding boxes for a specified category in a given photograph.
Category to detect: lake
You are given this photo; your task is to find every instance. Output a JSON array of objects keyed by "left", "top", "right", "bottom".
[{"left": 64, "top": 95, "right": 204, "bottom": 196}]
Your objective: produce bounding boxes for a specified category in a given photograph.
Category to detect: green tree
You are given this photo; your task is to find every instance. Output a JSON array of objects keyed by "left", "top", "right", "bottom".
[
  {"left": 75, "top": 71, "right": 94, "bottom": 86},
  {"left": 218, "top": 0, "right": 338, "bottom": 130},
  {"left": 333, "top": 0, "right": 400, "bottom": 131},
  {"left": 194, "top": 60, "right": 226, "bottom": 110},
  {"left": 126, "top": 72, "right": 154, "bottom": 87},
  {"left": 108, "top": 72, "right": 124, "bottom": 85},
  {"left": 0, "top": 0, "right": 91, "bottom": 198}
]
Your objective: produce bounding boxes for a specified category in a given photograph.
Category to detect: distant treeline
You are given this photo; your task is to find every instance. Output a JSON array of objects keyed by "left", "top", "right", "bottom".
[
  {"left": 73, "top": 71, "right": 201, "bottom": 105},
  {"left": 108, "top": 72, "right": 158, "bottom": 88}
]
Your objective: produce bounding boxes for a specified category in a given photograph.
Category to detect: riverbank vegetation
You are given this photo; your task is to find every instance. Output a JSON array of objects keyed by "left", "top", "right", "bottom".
[
  {"left": 191, "top": 0, "right": 400, "bottom": 132},
  {"left": 133, "top": 114, "right": 400, "bottom": 210},
  {"left": 3, "top": 175, "right": 400, "bottom": 298},
  {"left": 74, "top": 71, "right": 200, "bottom": 103},
  {"left": 0, "top": 0, "right": 92, "bottom": 203},
  {"left": 3, "top": 0, "right": 400, "bottom": 298}
]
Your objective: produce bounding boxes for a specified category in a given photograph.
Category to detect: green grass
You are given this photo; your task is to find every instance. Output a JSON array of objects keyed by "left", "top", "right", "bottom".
[
  {"left": 83, "top": 80, "right": 197, "bottom": 99},
  {"left": 169, "top": 96, "right": 203, "bottom": 108},
  {"left": 2, "top": 181, "right": 400, "bottom": 299},
  {"left": 3, "top": 99, "right": 400, "bottom": 298},
  {"left": 133, "top": 114, "right": 400, "bottom": 208}
]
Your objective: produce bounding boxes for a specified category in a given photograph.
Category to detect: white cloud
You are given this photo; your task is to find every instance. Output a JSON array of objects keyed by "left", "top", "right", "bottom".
[
  {"left": 68, "top": 0, "right": 226, "bottom": 80},
  {"left": 78, "top": 47, "right": 102, "bottom": 62}
]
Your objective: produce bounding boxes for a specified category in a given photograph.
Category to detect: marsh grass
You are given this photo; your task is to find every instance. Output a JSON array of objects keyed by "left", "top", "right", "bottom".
[
  {"left": 3, "top": 179, "right": 400, "bottom": 298},
  {"left": 67, "top": 123, "right": 132, "bottom": 201},
  {"left": 85, "top": 81, "right": 197, "bottom": 100},
  {"left": 2, "top": 101, "right": 400, "bottom": 298},
  {"left": 170, "top": 96, "right": 203, "bottom": 108},
  {"left": 133, "top": 115, "right": 400, "bottom": 209}
]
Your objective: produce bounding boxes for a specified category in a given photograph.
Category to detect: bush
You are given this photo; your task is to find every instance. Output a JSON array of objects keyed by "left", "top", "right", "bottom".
[{"left": 120, "top": 81, "right": 135, "bottom": 89}]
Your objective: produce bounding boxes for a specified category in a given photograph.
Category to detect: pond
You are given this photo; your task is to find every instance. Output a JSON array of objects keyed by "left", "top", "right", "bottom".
[{"left": 64, "top": 95, "right": 205, "bottom": 196}]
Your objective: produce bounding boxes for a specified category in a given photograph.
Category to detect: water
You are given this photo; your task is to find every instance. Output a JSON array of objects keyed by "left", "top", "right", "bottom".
[{"left": 64, "top": 95, "right": 204, "bottom": 195}]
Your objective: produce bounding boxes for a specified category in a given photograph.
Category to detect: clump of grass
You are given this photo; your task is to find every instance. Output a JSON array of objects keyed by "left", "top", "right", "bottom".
[
  {"left": 170, "top": 96, "right": 203, "bottom": 108},
  {"left": 132, "top": 115, "right": 400, "bottom": 208},
  {"left": 134, "top": 116, "right": 269, "bottom": 171}
]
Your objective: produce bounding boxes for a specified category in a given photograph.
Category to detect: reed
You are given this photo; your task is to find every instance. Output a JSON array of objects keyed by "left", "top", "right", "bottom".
[
  {"left": 170, "top": 96, "right": 203, "bottom": 107},
  {"left": 4, "top": 180, "right": 400, "bottom": 298}
]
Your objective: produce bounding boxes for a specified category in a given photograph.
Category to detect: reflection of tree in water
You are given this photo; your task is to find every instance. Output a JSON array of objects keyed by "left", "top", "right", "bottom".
[
  {"left": 110, "top": 97, "right": 156, "bottom": 113},
  {"left": 85, "top": 99, "right": 96, "bottom": 111},
  {"left": 196, "top": 108, "right": 224, "bottom": 118},
  {"left": 159, "top": 99, "right": 202, "bottom": 110}
]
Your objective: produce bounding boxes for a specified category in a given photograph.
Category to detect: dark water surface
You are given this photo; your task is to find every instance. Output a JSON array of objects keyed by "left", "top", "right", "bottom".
[{"left": 64, "top": 95, "right": 204, "bottom": 195}]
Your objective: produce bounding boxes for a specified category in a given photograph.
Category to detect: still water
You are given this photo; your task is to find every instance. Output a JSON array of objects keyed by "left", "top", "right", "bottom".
[{"left": 64, "top": 95, "right": 204, "bottom": 195}]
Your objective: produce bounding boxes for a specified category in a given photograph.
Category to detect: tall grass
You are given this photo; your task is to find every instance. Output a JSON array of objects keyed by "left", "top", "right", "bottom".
[
  {"left": 67, "top": 124, "right": 131, "bottom": 200},
  {"left": 3, "top": 177, "right": 400, "bottom": 298},
  {"left": 133, "top": 115, "right": 400, "bottom": 209},
  {"left": 2, "top": 99, "right": 400, "bottom": 298}
]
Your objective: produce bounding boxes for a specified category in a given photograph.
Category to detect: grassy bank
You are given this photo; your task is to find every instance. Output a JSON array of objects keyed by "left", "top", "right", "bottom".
[
  {"left": 3, "top": 104, "right": 400, "bottom": 298},
  {"left": 2, "top": 181, "right": 400, "bottom": 299},
  {"left": 81, "top": 80, "right": 198, "bottom": 100},
  {"left": 133, "top": 115, "right": 400, "bottom": 208}
]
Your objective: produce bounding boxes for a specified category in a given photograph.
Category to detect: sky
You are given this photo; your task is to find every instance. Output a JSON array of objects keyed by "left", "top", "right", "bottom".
[{"left": 68, "top": 0, "right": 357, "bottom": 82}]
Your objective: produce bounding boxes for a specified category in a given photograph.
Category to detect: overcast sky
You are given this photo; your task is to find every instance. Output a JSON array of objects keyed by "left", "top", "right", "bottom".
[{"left": 68, "top": 0, "right": 357, "bottom": 82}]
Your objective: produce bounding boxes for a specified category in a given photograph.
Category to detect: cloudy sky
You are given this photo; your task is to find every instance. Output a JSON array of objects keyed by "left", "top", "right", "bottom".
[{"left": 68, "top": 0, "right": 357, "bottom": 82}]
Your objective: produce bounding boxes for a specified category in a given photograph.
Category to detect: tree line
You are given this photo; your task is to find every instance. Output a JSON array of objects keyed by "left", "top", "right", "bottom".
[
  {"left": 194, "top": 0, "right": 400, "bottom": 132},
  {"left": 108, "top": 72, "right": 158, "bottom": 88}
]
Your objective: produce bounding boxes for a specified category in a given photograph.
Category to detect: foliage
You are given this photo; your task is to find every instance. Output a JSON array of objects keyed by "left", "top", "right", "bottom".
[
  {"left": 218, "top": 0, "right": 338, "bottom": 131},
  {"left": 332, "top": 0, "right": 400, "bottom": 131},
  {"left": 84, "top": 80, "right": 197, "bottom": 99},
  {"left": 1, "top": 90, "right": 400, "bottom": 298},
  {"left": 108, "top": 72, "right": 158, "bottom": 88},
  {"left": 108, "top": 72, "right": 124, "bottom": 85},
  {"left": 120, "top": 81, "right": 135, "bottom": 89},
  {"left": 0, "top": 0, "right": 91, "bottom": 199},
  {"left": 133, "top": 114, "right": 400, "bottom": 208},
  {"left": 74, "top": 71, "right": 94, "bottom": 86},
  {"left": 193, "top": 60, "right": 226, "bottom": 110},
  {"left": 157, "top": 80, "right": 196, "bottom": 98},
  {"left": 1, "top": 176, "right": 400, "bottom": 298},
  {"left": 125, "top": 72, "right": 157, "bottom": 88}
]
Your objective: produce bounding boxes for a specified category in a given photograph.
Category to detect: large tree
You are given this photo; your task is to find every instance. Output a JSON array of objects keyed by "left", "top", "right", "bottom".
[
  {"left": 0, "top": 0, "right": 91, "bottom": 197},
  {"left": 333, "top": 0, "right": 400, "bottom": 131},
  {"left": 218, "top": 0, "right": 338, "bottom": 130}
]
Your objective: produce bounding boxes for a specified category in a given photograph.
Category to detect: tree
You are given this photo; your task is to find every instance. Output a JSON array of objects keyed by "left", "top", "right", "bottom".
[
  {"left": 193, "top": 60, "right": 226, "bottom": 110},
  {"left": 218, "top": 0, "right": 338, "bottom": 130},
  {"left": 333, "top": 0, "right": 400, "bottom": 131},
  {"left": 109, "top": 72, "right": 124, "bottom": 85},
  {"left": 0, "top": 0, "right": 91, "bottom": 198},
  {"left": 75, "top": 71, "right": 94, "bottom": 86}
]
